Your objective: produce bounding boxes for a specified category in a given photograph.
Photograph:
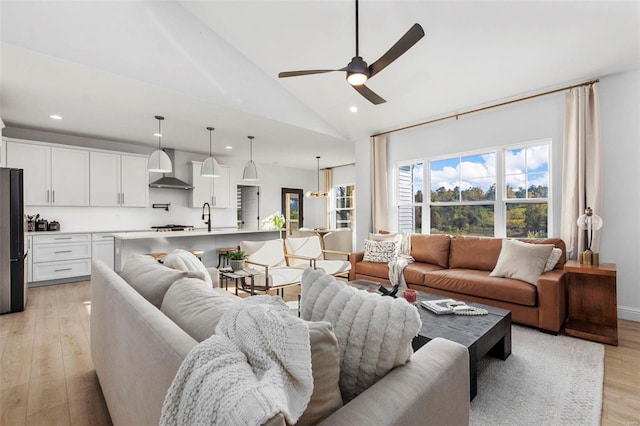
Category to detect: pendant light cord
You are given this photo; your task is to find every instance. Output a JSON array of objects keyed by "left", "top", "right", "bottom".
[{"left": 316, "top": 156, "right": 321, "bottom": 192}]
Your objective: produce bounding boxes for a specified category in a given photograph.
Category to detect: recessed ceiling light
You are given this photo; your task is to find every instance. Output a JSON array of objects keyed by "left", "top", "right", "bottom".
[
  {"left": 350, "top": 106, "right": 358, "bottom": 113},
  {"left": 225, "top": 145, "right": 233, "bottom": 150},
  {"left": 153, "top": 132, "right": 162, "bottom": 137},
  {"left": 49, "top": 114, "right": 63, "bottom": 120}
]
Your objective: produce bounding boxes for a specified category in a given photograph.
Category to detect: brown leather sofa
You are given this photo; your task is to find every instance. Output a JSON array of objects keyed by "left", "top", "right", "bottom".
[{"left": 350, "top": 235, "right": 567, "bottom": 333}]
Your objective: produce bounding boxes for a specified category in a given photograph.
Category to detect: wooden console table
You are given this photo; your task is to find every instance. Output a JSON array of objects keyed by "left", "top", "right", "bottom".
[{"left": 564, "top": 260, "right": 618, "bottom": 345}]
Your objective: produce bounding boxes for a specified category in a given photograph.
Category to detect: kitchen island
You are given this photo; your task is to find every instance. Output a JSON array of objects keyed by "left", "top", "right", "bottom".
[{"left": 112, "top": 228, "right": 283, "bottom": 271}]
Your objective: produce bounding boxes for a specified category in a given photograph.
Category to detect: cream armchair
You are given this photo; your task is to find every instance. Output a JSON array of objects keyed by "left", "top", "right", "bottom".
[
  {"left": 239, "top": 239, "right": 303, "bottom": 296},
  {"left": 284, "top": 235, "right": 351, "bottom": 278}
]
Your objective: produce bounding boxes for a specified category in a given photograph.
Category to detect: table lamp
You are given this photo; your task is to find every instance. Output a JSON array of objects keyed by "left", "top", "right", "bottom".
[{"left": 576, "top": 207, "right": 602, "bottom": 265}]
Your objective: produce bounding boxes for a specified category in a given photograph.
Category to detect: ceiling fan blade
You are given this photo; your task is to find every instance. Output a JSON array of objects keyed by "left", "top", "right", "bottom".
[
  {"left": 353, "top": 84, "right": 386, "bottom": 105},
  {"left": 278, "top": 69, "right": 344, "bottom": 78},
  {"left": 368, "top": 23, "right": 425, "bottom": 78}
]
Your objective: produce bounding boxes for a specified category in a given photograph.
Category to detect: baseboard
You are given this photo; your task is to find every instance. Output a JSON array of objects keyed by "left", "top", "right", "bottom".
[{"left": 618, "top": 305, "right": 640, "bottom": 322}]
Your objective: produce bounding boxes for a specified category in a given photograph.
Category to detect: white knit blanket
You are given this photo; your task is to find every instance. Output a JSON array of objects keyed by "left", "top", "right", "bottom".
[
  {"left": 300, "top": 268, "right": 422, "bottom": 402},
  {"left": 388, "top": 232, "right": 414, "bottom": 290},
  {"left": 160, "top": 296, "right": 313, "bottom": 426}
]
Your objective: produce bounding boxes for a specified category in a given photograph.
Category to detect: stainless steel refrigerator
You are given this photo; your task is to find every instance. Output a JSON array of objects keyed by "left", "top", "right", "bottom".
[{"left": 0, "top": 168, "right": 27, "bottom": 314}]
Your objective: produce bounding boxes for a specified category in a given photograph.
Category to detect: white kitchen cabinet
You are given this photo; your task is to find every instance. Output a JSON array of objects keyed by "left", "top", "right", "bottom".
[
  {"left": 190, "top": 161, "right": 231, "bottom": 208},
  {"left": 30, "top": 233, "right": 92, "bottom": 283},
  {"left": 6, "top": 142, "right": 89, "bottom": 206},
  {"left": 92, "top": 233, "right": 115, "bottom": 270},
  {"left": 90, "top": 152, "right": 148, "bottom": 207},
  {"left": 0, "top": 138, "right": 6, "bottom": 167}
]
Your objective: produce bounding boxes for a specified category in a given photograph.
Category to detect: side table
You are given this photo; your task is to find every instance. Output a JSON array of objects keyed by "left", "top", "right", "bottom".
[{"left": 564, "top": 260, "right": 618, "bottom": 345}]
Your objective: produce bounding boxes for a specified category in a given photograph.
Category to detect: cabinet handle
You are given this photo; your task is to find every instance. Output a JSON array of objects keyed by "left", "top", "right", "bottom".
[
  {"left": 54, "top": 250, "right": 73, "bottom": 254},
  {"left": 54, "top": 237, "right": 73, "bottom": 240},
  {"left": 47, "top": 190, "right": 50, "bottom": 203},
  {"left": 213, "top": 196, "right": 216, "bottom": 206},
  {"left": 121, "top": 192, "right": 124, "bottom": 205},
  {"left": 55, "top": 268, "right": 72, "bottom": 272},
  {"left": 52, "top": 190, "right": 55, "bottom": 204}
]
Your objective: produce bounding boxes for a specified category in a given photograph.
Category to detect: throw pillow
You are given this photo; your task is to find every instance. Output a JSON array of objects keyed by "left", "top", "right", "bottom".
[
  {"left": 160, "top": 277, "right": 240, "bottom": 342},
  {"left": 300, "top": 268, "right": 422, "bottom": 402},
  {"left": 297, "top": 321, "right": 343, "bottom": 425},
  {"left": 544, "top": 248, "right": 563, "bottom": 272},
  {"left": 489, "top": 239, "right": 555, "bottom": 285},
  {"left": 363, "top": 240, "right": 397, "bottom": 263},
  {"left": 164, "top": 249, "right": 212, "bottom": 287},
  {"left": 119, "top": 254, "right": 205, "bottom": 308},
  {"left": 368, "top": 232, "right": 398, "bottom": 242}
]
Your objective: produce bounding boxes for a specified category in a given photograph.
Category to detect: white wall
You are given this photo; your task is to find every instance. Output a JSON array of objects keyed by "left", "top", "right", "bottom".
[
  {"left": 599, "top": 69, "right": 640, "bottom": 322},
  {"left": 4, "top": 127, "right": 323, "bottom": 233},
  {"left": 355, "top": 68, "right": 640, "bottom": 321}
]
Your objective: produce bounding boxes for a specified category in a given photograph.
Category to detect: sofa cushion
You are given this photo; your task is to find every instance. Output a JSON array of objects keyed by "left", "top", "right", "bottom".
[
  {"left": 160, "top": 277, "right": 240, "bottom": 342},
  {"left": 297, "top": 321, "right": 343, "bottom": 425},
  {"left": 300, "top": 268, "right": 421, "bottom": 402},
  {"left": 410, "top": 234, "right": 451, "bottom": 268},
  {"left": 403, "top": 262, "right": 446, "bottom": 285},
  {"left": 120, "top": 254, "right": 205, "bottom": 308},
  {"left": 544, "top": 248, "right": 563, "bottom": 272},
  {"left": 163, "top": 249, "right": 212, "bottom": 287},
  {"left": 448, "top": 236, "right": 503, "bottom": 271},
  {"left": 490, "top": 239, "right": 554, "bottom": 285},
  {"left": 363, "top": 240, "right": 396, "bottom": 263},
  {"left": 424, "top": 269, "right": 537, "bottom": 306}
]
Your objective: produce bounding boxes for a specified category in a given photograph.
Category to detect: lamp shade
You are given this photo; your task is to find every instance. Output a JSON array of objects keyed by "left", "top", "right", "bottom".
[
  {"left": 201, "top": 156, "right": 221, "bottom": 178},
  {"left": 243, "top": 160, "right": 258, "bottom": 181},
  {"left": 577, "top": 207, "right": 603, "bottom": 230},
  {"left": 148, "top": 149, "right": 172, "bottom": 173}
]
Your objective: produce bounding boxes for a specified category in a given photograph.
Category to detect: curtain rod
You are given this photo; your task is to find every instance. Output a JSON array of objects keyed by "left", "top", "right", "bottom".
[
  {"left": 321, "top": 162, "right": 355, "bottom": 170},
  {"left": 371, "top": 79, "right": 600, "bottom": 138}
]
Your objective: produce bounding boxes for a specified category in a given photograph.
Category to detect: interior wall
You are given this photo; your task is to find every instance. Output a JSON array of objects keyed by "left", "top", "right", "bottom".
[
  {"left": 599, "top": 68, "right": 640, "bottom": 322},
  {"left": 354, "top": 68, "right": 640, "bottom": 322}
]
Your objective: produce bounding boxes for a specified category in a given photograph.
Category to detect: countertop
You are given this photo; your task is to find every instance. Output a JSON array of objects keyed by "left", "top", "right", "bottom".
[
  {"left": 26, "top": 229, "right": 148, "bottom": 236},
  {"left": 111, "top": 228, "right": 282, "bottom": 240}
]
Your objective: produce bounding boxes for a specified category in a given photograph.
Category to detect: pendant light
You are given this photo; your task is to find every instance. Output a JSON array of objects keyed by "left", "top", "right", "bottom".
[
  {"left": 243, "top": 136, "right": 258, "bottom": 181},
  {"left": 148, "top": 115, "right": 172, "bottom": 173},
  {"left": 306, "top": 156, "right": 329, "bottom": 198},
  {"left": 201, "top": 126, "right": 221, "bottom": 178}
]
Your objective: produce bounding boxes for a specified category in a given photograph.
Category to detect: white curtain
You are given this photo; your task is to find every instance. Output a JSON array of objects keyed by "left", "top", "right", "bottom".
[
  {"left": 560, "top": 83, "right": 602, "bottom": 260},
  {"left": 371, "top": 135, "right": 389, "bottom": 232}
]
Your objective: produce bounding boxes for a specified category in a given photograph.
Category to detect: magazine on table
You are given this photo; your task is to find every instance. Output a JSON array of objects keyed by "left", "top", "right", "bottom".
[{"left": 420, "top": 298, "right": 475, "bottom": 315}]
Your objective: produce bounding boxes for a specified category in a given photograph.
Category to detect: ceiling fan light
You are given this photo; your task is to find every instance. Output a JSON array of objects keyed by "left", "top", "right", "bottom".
[
  {"left": 347, "top": 72, "right": 368, "bottom": 86},
  {"left": 148, "top": 149, "right": 172, "bottom": 173},
  {"left": 201, "top": 156, "right": 221, "bottom": 178}
]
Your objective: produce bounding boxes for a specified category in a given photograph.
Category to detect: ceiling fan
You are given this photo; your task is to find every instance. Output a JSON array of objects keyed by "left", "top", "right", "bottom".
[{"left": 278, "top": 0, "right": 425, "bottom": 105}]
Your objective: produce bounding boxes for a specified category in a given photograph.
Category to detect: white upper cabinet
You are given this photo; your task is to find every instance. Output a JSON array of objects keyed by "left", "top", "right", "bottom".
[
  {"left": 190, "top": 161, "right": 231, "bottom": 209},
  {"left": 90, "top": 152, "right": 148, "bottom": 207},
  {"left": 51, "top": 147, "right": 90, "bottom": 206},
  {"left": 0, "top": 138, "right": 6, "bottom": 167},
  {"left": 7, "top": 142, "right": 89, "bottom": 206},
  {"left": 120, "top": 155, "right": 148, "bottom": 207}
]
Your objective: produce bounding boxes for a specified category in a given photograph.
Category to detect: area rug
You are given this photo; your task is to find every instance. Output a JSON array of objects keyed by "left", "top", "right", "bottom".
[{"left": 470, "top": 325, "right": 604, "bottom": 426}]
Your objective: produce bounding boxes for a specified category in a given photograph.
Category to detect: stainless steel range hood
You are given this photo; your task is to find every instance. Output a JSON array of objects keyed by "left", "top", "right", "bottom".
[{"left": 149, "top": 149, "right": 194, "bottom": 190}]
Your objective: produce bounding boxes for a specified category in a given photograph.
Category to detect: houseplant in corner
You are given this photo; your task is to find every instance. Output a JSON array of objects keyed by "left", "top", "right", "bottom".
[{"left": 228, "top": 250, "right": 248, "bottom": 272}]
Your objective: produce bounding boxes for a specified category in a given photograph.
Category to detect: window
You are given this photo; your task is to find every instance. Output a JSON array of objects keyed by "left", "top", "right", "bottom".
[
  {"left": 430, "top": 153, "right": 496, "bottom": 237},
  {"left": 396, "top": 141, "right": 550, "bottom": 237},
  {"left": 504, "top": 145, "right": 549, "bottom": 238},
  {"left": 334, "top": 185, "right": 355, "bottom": 229},
  {"left": 397, "top": 162, "right": 424, "bottom": 233}
]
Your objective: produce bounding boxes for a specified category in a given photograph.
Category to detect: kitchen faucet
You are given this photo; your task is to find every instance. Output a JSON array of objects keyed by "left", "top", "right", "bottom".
[{"left": 202, "top": 202, "right": 211, "bottom": 232}]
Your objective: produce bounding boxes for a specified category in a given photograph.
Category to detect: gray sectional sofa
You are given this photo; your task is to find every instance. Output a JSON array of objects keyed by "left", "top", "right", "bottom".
[{"left": 90, "top": 257, "right": 471, "bottom": 425}]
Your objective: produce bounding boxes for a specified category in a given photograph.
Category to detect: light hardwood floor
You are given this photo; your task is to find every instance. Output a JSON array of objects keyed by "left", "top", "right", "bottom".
[{"left": 1, "top": 281, "right": 639, "bottom": 425}]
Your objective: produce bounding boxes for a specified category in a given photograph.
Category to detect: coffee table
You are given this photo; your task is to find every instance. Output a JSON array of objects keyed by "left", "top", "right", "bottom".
[{"left": 349, "top": 280, "right": 512, "bottom": 400}]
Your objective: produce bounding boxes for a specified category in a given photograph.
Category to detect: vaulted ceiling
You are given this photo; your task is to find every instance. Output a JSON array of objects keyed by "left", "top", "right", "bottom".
[{"left": 1, "top": 1, "right": 638, "bottom": 170}]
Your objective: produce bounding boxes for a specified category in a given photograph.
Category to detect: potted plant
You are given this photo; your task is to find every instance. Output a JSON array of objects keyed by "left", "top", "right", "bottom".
[{"left": 227, "top": 250, "right": 248, "bottom": 271}]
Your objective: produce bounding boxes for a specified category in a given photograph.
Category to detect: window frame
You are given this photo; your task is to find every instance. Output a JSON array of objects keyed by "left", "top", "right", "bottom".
[
  {"left": 332, "top": 184, "right": 355, "bottom": 229},
  {"left": 395, "top": 139, "right": 552, "bottom": 237}
]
